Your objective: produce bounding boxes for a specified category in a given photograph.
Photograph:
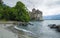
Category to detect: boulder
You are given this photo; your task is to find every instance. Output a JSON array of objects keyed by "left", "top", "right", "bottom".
[
  {"left": 55, "top": 25, "right": 60, "bottom": 32},
  {"left": 48, "top": 24, "right": 60, "bottom": 32},
  {"left": 48, "top": 24, "right": 56, "bottom": 28}
]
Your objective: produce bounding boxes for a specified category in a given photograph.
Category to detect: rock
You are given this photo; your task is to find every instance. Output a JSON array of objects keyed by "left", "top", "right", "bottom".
[
  {"left": 18, "top": 22, "right": 28, "bottom": 26},
  {"left": 28, "top": 23, "right": 33, "bottom": 26},
  {"left": 57, "top": 28, "right": 60, "bottom": 32},
  {"left": 55, "top": 25, "right": 60, "bottom": 32},
  {"left": 48, "top": 24, "right": 56, "bottom": 28},
  {"left": 48, "top": 24, "right": 60, "bottom": 32}
]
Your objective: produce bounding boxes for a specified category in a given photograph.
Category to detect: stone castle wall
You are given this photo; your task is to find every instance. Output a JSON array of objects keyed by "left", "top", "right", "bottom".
[{"left": 29, "top": 8, "right": 43, "bottom": 21}]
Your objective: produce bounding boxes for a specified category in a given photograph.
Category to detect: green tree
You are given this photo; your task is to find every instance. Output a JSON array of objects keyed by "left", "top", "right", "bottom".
[
  {"left": 0, "top": 1, "right": 30, "bottom": 22},
  {"left": 0, "top": 8, "right": 3, "bottom": 19},
  {"left": 15, "top": 1, "right": 30, "bottom": 22},
  {"left": 0, "top": 0, "right": 3, "bottom": 4},
  {"left": 0, "top": 4, "right": 4, "bottom": 19}
]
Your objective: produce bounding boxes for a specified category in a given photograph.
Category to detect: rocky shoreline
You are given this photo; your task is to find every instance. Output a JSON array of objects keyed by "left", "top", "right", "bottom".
[{"left": 0, "top": 22, "right": 36, "bottom": 38}]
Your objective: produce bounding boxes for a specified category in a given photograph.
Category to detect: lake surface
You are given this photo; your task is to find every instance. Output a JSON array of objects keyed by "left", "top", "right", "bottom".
[{"left": 17, "top": 20, "right": 60, "bottom": 38}]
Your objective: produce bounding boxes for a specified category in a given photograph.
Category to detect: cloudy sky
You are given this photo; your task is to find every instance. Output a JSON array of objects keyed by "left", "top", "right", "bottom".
[{"left": 3, "top": 0, "right": 60, "bottom": 16}]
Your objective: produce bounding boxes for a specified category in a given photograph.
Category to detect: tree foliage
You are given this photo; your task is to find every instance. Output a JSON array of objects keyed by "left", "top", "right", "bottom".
[{"left": 0, "top": 1, "right": 30, "bottom": 22}]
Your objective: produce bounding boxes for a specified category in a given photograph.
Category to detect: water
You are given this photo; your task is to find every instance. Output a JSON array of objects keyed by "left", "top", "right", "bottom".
[{"left": 17, "top": 20, "right": 60, "bottom": 38}]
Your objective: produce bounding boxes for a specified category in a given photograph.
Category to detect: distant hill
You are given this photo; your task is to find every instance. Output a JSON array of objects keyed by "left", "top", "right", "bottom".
[{"left": 43, "top": 14, "right": 60, "bottom": 20}]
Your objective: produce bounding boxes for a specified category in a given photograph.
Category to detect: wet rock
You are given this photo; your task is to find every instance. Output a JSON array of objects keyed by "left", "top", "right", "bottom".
[
  {"left": 28, "top": 23, "right": 33, "bottom": 26},
  {"left": 48, "top": 24, "right": 60, "bottom": 32},
  {"left": 55, "top": 25, "right": 60, "bottom": 32},
  {"left": 48, "top": 24, "right": 56, "bottom": 28},
  {"left": 18, "top": 22, "right": 28, "bottom": 26}
]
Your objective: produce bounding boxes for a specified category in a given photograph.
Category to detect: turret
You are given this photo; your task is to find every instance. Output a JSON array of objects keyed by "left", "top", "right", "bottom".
[{"left": 32, "top": 8, "right": 36, "bottom": 13}]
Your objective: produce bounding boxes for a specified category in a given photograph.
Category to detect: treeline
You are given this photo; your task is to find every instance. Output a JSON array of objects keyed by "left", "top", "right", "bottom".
[{"left": 0, "top": 1, "right": 30, "bottom": 22}]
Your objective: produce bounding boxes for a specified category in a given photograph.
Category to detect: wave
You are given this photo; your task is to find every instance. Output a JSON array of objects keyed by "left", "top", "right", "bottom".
[
  {"left": 14, "top": 26, "right": 39, "bottom": 38},
  {"left": 14, "top": 26, "right": 34, "bottom": 34}
]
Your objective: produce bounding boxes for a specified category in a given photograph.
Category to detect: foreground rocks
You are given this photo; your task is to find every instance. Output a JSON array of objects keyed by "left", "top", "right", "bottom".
[{"left": 48, "top": 24, "right": 60, "bottom": 32}]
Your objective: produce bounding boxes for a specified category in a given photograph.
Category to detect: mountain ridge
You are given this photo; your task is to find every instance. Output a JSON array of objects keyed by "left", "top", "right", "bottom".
[{"left": 43, "top": 14, "right": 60, "bottom": 20}]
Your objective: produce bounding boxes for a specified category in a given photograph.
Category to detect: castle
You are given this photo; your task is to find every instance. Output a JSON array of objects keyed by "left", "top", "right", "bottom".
[{"left": 29, "top": 8, "right": 43, "bottom": 21}]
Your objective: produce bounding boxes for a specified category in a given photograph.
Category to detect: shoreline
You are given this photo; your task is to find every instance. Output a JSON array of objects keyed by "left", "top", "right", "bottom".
[
  {"left": 0, "top": 25, "right": 18, "bottom": 38},
  {"left": 0, "top": 22, "right": 36, "bottom": 38}
]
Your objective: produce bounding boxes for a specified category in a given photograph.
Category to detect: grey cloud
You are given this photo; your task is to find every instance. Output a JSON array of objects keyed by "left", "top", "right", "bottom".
[
  {"left": 55, "top": 1, "right": 60, "bottom": 5},
  {"left": 19, "top": 0, "right": 43, "bottom": 9},
  {"left": 2, "top": 0, "right": 60, "bottom": 16},
  {"left": 3, "top": 0, "right": 44, "bottom": 9},
  {"left": 47, "top": 0, "right": 60, "bottom": 8}
]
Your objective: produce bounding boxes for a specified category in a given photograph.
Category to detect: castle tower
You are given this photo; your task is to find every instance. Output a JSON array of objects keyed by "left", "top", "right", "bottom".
[
  {"left": 30, "top": 8, "right": 43, "bottom": 21},
  {"left": 32, "top": 8, "right": 36, "bottom": 13}
]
